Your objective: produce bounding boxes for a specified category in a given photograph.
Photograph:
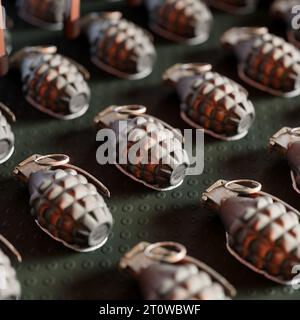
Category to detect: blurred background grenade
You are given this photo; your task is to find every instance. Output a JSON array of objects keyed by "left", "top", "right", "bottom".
[
  {"left": 81, "top": 12, "right": 156, "bottom": 79},
  {"left": 139, "top": 263, "right": 230, "bottom": 300},
  {"left": 221, "top": 27, "right": 300, "bottom": 97},
  {"left": 207, "top": 0, "right": 259, "bottom": 14},
  {"left": 28, "top": 168, "right": 113, "bottom": 251},
  {"left": 143, "top": 0, "right": 212, "bottom": 44},
  {"left": 163, "top": 63, "right": 255, "bottom": 141},
  {"left": 17, "top": 0, "right": 66, "bottom": 29},
  {"left": 11, "top": 46, "right": 91, "bottom": 119},
  {"left": 0, "top": 105, "right": 15, "bottom": 164},
  {"left": 0, "top": 249, "right": 21, "bottom": 300}
]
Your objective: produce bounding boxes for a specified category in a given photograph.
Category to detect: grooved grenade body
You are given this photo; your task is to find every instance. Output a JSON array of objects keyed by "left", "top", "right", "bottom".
[
  {"left": 11, "top": 46, "right": 91, "bottom": 120},
  {"left": 120, "top": 242, "right": 236, "bottom": 300},
  {"left": 269, "top": 127, "right": 300, "bottom": 194},
  {"left": 81, "top": 12, "right": 156, "bottom": 79},
  {"left": 202, "top": 179, "right": 300, "bottom": 284},
  {"left": 13, "top": 154, "right": 113, "bottom": 252},
  {"left": 95, "top": 105, "right": 190, "bottom": 191},
  {"left": 17, "top": 0, "right": 66, "bottom": 30},
  {"left": 207, "top": 0, "right": 258, "bottom": 14},
  {"left": 271, "top": 0, "right": 300, "bottom": 49},
  {"left": 131, "top": 0, "right": 212, "bottom": 44},
  {"left": 163, "top": 63, "right": 255, "bottom": 141},
  {"left": 0, "top": 104, "right": 15, "bottom": 164},
  {"left": 221, "top": 27, "right": 300, "bottom": 97}
]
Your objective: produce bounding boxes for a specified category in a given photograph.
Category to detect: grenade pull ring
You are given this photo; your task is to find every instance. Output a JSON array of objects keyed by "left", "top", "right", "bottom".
[
  {"left": 224, "top": 179, "right": 262, "bottom": 195},
  {"left": 0, "top": 103, "right": 16, "bottom": 123},
  {"left": 14, "top": 153, "right": 110, "bottom": 197},
  {"left": 0, "top": 234, "right": 22, "bottom": 263},
  {"left": 144, "top": 242, "right": 187, "bottom": 264},
  {"left": 163, "top": 63, "right": 212, "bottom": 87}
]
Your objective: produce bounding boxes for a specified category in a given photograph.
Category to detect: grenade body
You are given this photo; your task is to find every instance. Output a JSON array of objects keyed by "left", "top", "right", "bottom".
[
  {"left": 13, "top": 47, "right": 90, "bottom": 119},
  {"left": 207, "top": 0, "right": 258, "bottom": 14},
  {"left": 28, "top": 168, "right": 113, "bottom": 251},
  {"left": 0, "top": 249, "right": 21, "bottom": 300},
  {"left": 163, "top": 63, "right": 255, "bottom": 141},
  {"left": 202, "top": 179, "right": 300, "bottom": 284},
  {"left": 0, "top": 108, "right": 14, "bottom": 164},
  {"left": 95, "top": 106, "right": 190, "bottom": 191},
  {"left": 17, "top": 0, "right": 66, "bottom": 30},
  {"left": 82, "top": 12, "right": 156, "bottom": 79},
  {"left": 120, "top": 242, "right": 236, "bottom": 300},
  {"left": 144, "top": 0, "right": 212, "bottom": 44},
  {"left": 221, "top": 27, "right": 300, "bottom": 97}
]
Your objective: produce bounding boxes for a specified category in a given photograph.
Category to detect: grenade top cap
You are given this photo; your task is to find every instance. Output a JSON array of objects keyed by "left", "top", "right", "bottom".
[
  {"left": 221, "top": 26, "right": 268, "bottom": 49},
  {"left": 81, "top": 11, "right": 123, "bottom": 30},
  {"left": 269, "top": 127, "right": 300, "bottom": 155}
]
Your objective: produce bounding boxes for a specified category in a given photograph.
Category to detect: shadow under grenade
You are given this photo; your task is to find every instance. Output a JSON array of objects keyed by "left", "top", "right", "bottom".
[
  {"left": 221, "top": 27, "right": 300, "bottom": 97},
  {"left": 129, "top": 0, "right": 213, "bottom": 45},
  {"left": 206, "top": 0, "right": 259, "bottom": 15},
  {"left": 202, "top": 179, "right": 300, "bottom": 284},
  {"left": 271, "top": 0, "right": 300, "bottom": 49},
  {"left": 0, "top": 104, "right": 16, "bottom": 164},
  {"left": 270, "top": 127, "right": 300, "bottom": 195},
  {"left": 0, "top": 235, "right": 21, "bottom": 300},
  {"left": 17, "top": 0, "right": 66, "bottom": 30},
  {"left": 81, "top": 12, "right": 156, "bottom": 80},
  {"left": 120, "top": 241, "right": 236, "bottom": 300},
  {"left": 163, "top": 63, "right": 255, "bottom": 141},
  {"left": 13, "top": 154, "right": 113, "bottom": 252},
  {"left": 10, "top": 46, "right": 91, "bottom": 120},
  {"left": 94, "top": 105, "right": 190, "bottom": 191}
]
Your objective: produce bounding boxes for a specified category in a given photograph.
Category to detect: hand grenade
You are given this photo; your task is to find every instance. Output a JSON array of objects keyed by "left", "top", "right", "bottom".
[
  {"left": 81, "top": 12, "right": 156, "bottom": 79},
  {"left": 0, "top": 235, "right": 21, "bottom": 300},
  {"left": 13, "top": 154, "right": 113, "bottom": 252},
  {"left": 269, "top": 127, "right": 300, "bottom": 195},
  {"left": 221, "top": 27, "right": 300, "bottom": 97},
  {"left": 0, "top": 104, "right": 15, "bottom": 164},
  {"left": 120, "top": 241, "right": 236, "bottom": 300},
  {"left": 10, "top": 46, "right": 91, "bottom": 120},
  {"left": 17, "top": 0, "right": 66, "bottom": 30},
  {"left": 271, "top": 0, "right": 300, "bottom": 49},
  {"left": 94, "top": 105, "right": 190, "bottom": 191},
  {"left": 206, "top": 0, "right": 258, "bottom": 15},
  {"left": 163, "top": 63, "right": 255, "bottom": 141},
  {"left": 129, "top": 0, "right": 213, "bottom": 45},
  {"left": 202, "top": 179, "right": 300, "bottom": 284}
]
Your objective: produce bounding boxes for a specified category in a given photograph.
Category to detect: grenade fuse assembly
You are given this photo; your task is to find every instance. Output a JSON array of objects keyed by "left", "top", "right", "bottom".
[
  {"left": 95, "top": 105, "right": 190, "bottom": 191},
  {"left": 120, "top": 241, "right": 236, "bottom": 300},
  {"left": 13, "top": 154, "right": 113, "bottom": 252},
  {"left": 163, "top": 63, "right": 255, "bottom": 141},
  {"left": 202, "top": 179, "right": 300, "bottom": 284}
]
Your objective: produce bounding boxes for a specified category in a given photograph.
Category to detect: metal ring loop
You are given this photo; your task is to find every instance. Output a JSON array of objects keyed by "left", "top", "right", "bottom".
[
  {"left": 290, "top": 127, "right": 300, "bottom": 137},
  {"left": 34, "top": 154, "right": 70, "bottom": 167},
  {"left": 144, "top": 242, "right": 187, "bottom": 264},
  {"left": 224, "top": 179, "right": 262, "bottom": 195},
  {"left": 114, "top": 105, "right": 147, "bottom": 116},
  {"left": 180, "top": 63, "right": 212, "bottom": 73}
]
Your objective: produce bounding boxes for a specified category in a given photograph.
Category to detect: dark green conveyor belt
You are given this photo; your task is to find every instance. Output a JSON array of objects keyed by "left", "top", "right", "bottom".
[{"left": 0, "top": 0, "right": 299, "bottom": 299}]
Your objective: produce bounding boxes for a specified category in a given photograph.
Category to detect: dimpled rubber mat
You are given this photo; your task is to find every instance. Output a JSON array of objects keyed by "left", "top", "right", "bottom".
[{"left": 1, "top": 0, "right": 300, "bottom": 300}]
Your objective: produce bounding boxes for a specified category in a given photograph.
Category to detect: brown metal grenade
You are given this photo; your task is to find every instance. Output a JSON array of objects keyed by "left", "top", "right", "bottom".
[
  {"left": 17, "top": 0, "right": 66, "bottom": 30},
  {"left": 163, "top": 63, "right": 255, "bottom": 141},
  {"left": 0, "top": 235, "right": 21, "bottom": 300},
  {"left": 0, "top": 104, "right": 15, "bottom": 164},
  {"left": 134, "top": 0, "right": 213, "bottom": 44},
  {"left": 221, "top": 27, "right": 300, "bottom": 97},
  {"left": 95, "top": 105, "right": 190, "bottom": 191},
  {"left": 207, "top": 0, "right": 258, "bottom": 14},
  {"left": 271, "top": 0, "right": 300, "bottom": 49},
  {"left": 202, "top": 179, "right": 300, "bottom": 284},
  {"left": 270, "top": 127, "right": 300, "bottom": 195},
  {"left": 81, "top": 12, "right": 156, "bottom": 79},
  {"left": 120, "top": 241, "right": 236, "bottom": 300},
  {"left": 13, "top": 154, "right": 113, "bottom": 252},
  {"left": 10, "top": 46, "right": 91, "bottom": 120}
]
